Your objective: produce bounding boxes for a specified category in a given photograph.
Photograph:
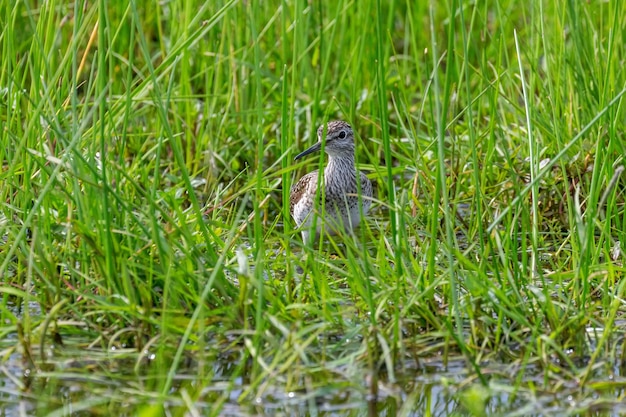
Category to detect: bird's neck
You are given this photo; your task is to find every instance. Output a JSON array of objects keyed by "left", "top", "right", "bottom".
[{"left": 324, "top": 155, "right": 356, "bottom": 182}]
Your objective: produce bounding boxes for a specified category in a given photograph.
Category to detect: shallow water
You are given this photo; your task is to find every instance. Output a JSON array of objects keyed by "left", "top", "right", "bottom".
[{"left": 1, "top": 331, "right": 625, "bottom": 417}]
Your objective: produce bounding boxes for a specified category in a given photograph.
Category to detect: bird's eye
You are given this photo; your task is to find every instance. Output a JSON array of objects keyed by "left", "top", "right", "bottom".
[{"left": 338, "top": 131, "right": 346, "bottom": 139}]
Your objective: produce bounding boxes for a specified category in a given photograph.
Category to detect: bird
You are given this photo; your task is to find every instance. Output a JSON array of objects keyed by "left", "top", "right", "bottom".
[{"left": 290, "top": 120, "right": 373, "bottom": 243}]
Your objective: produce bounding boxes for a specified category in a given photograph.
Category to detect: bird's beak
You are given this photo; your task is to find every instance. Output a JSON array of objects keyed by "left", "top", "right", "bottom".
[{"left": 294, "top": 141, "right": 322, "bottom": 160}]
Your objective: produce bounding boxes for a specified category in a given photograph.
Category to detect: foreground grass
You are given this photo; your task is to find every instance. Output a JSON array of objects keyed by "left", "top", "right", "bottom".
[{"left": 1, "top": 0, "right": 626, "bottom": 415}]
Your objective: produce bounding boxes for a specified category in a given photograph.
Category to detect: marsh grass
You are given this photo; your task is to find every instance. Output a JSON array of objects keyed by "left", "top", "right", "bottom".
[{"left": 1, "top": 0, "right": 626, "bottom": 415}]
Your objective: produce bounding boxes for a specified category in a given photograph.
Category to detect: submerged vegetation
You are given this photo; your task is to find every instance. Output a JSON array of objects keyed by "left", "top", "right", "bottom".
[{"left": 1, "top": 0, "right": 626, "bottom": 415}]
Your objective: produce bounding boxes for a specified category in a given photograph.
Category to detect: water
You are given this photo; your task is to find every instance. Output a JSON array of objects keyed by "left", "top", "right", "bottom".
[{"left": 1, "top": 330, "right": 625, "bottom": 416}]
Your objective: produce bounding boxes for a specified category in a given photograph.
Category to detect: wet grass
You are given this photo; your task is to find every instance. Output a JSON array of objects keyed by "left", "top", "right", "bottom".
[{"left": 1, "top": 0, "right": 626, "bottom": 415}]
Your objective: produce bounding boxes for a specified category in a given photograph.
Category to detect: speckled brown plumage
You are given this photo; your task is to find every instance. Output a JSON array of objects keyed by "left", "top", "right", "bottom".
[{"left": 290, "top": 121, "right": 372, "bottom": 243}]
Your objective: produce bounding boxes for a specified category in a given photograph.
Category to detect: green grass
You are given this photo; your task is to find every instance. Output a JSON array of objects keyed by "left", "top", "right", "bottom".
[{"left": 1, "top": 0, "right": 626, "bottom": 415}]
